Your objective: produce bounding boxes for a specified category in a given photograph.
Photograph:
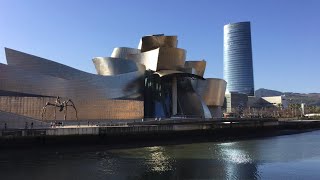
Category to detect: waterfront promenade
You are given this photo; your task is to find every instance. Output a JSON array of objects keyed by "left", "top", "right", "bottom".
[
  {"left": 1, "top": 117, "right": 319, "bottom": 138},
  {"left": 1, "top": 114, "right": 320, "bottom": 148}
]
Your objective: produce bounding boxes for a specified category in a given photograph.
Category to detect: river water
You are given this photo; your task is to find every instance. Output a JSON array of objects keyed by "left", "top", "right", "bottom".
[{"left": 1, "top": 130, "right": 320, "bottom": 180}]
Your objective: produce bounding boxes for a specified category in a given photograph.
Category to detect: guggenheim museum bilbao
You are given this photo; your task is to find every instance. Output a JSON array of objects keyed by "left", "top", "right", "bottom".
[{"left": 0, "top": 34, "right": 227, "bottom": 121}]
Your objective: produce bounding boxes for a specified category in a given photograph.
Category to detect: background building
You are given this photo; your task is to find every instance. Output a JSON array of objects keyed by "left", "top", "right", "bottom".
[
  {"left": 261, "top": 96, "right": 288, "bottom": 109},
  {"left": 224, "top": 92, "right": 248, "bottom": 113},
  {"left": 223, "top": 21, "right": 254, "bottom": 96},
  {"left": 248, "top": 95, "right": 288, "bottom": 109}
]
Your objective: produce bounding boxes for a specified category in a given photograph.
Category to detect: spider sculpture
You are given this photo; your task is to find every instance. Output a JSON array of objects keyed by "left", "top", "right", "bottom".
[{"left": 41, "top": 96, "right": 78, "bottom": 120}]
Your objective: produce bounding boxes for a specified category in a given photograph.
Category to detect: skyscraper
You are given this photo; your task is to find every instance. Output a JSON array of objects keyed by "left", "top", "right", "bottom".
[{"left": 223, "top": 21, "right": 254, "bottom": 96}]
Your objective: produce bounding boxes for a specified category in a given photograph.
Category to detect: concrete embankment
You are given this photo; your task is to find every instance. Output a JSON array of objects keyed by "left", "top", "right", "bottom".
[{"left": 0, "top": 118, "right": 319, "bottom": 148}]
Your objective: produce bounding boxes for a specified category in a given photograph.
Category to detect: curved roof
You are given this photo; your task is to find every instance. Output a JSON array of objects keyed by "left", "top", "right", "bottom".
[
  {"left": 92, "top": 57, "right": 145, "bottom": 75},
  {"left": 3, "top": 48, "right": 144, "bottom": 100},
  {"left": 0, "top": 63, "right": 68, "bottom": 98},
  {"left": 111, "top": 47, "right": 140, "bottom": 59}
]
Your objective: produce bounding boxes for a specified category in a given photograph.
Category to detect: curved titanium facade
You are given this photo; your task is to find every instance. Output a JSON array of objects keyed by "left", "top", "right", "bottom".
[
  {"left": 138, "top": 35, "right": 178, "bottom": 52},
  {"left": 4, "top": 48, "right": 144, "bottom": 99},
  {"left": 184, "top": 60, "right": 206, "bottom": 77},
  {"left": 111, "top": 47, "right": 140, "bottom": 59},
  {"left": 196, "top": 78, "right": 227, "bottom": 106},
  {"left": 128, "top": 47, "right": 186, "bottom": 71},
  {"left": 0, "top": 63, "right": 69, "bottom": 97},
  {"left": 92, "top": 57, "right": 144, "bottom": 75},
  {"left": 223, "top": 22, "right": 254, "bottom": 96}
]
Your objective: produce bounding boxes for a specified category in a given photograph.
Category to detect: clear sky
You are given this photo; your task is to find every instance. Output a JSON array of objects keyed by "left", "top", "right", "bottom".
[{"left": 0, "top": 0, "right": 319, "bottom": 93}]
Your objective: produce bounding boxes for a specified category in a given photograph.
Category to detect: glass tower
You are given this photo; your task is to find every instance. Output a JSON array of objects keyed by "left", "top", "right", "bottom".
[{"left": 223, "top": 21, "right": 254, "bottom": 96}]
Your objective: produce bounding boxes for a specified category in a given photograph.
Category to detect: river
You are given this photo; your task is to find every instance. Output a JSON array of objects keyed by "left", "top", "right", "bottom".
[{"left": 1, "top": 130, "right": 320, "bottom": 179}]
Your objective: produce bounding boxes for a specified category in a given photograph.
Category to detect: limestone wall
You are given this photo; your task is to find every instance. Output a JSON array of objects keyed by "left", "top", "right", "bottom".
[{"left": 0, "top": 96, "right": 143, "bottom": 120}]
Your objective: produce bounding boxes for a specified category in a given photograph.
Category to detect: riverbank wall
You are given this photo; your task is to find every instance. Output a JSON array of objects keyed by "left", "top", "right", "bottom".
[{"left": 1, "top": 118, "right": 320, "bottom": 148}]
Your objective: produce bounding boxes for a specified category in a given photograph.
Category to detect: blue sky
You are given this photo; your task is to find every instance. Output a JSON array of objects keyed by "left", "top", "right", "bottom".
[{"left": 0, "top": 0, "right": 319, "bottom": 93}]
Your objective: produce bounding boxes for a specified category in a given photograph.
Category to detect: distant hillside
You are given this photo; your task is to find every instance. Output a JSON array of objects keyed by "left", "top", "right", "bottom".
[
  {"left": 255, "top": 88, "right": 283, "bottom": 97},
  {"left": 284, "top": 92, "right": 320, "bottom": 106},
  {"left": 255, "top": 88, "right": 320, "bottom": 106}
]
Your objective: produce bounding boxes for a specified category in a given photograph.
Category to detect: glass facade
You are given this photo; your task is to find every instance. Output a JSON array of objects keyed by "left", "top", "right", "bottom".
[{"left": 223, "top": 22, "right": 254, "bottom": 96}]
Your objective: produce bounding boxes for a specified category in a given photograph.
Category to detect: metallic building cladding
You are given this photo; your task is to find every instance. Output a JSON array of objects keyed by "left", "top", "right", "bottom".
[
  {"left": 0, "top": 63, "right": 69, "bottom": 98},
  {"left": 138, "top": 35, "right": 178, "bottom": 52},
  {"left": 223, "top": 22, "right": 254, "bottom": 96},
  {"left": 128, "top": 48, "right": 160, "bottom": 71},
  {"left": 128, "top": 47, "right": 186, "bottom": 71},
  {"left": 184, "top": 60, "right": 206, "bottom": 77},
  {"left": 0, "top": 34, "right": 228, "bottom": 120},
  {"left": 1, "top": 48, "right": 145, "bottom": 120},
  {"left": 177, "top": 85, "right": 206, "bottom": 117},
  {"left": 111, "top": 47, "right": 140, "bottom": 59},
  {"left": 92, "top": 57, "right": 144, "bottom": 75},
  {"left": 196, "top": 78, "right": 227, "bottom": 106},
  {"left": 157, "top": 47, "right": 186, "bottom": 70},
  {"left": 4, "top": 48, "right": 144, "bottom": 99}
]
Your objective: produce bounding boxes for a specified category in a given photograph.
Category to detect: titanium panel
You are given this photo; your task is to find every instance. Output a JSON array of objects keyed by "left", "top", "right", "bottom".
[
  {"left": 5, "top": 48, "right": 88, "bottom": 80},
  {"left": 92, "top": 57, "right": 145, "bottom": 75},
  {"left": 184, "top": 60, "right": 206, "bottom": 77},
  {"left": 4, "top": 48, "right": 144, "bottom": 100},
  {"left": 177, "top": 80, "right": 205, "bottom": 117},
  {"left": 200, "top": 98, "right": 212, "bottom": 118},
  {"left": 196, "top": 78, "right": 227, "bottom": 106},
  {"left": 0, "top": 63, "right": 69, "bottom": 97},
  {"left": 111, "top": 47, "right": 140, "bottom": 59},
  {"left": 138, "top": 35, "right": 178, "bottom": 52},
  {"left": 128, "top": 47, "right": 186, "bottom": 71}
]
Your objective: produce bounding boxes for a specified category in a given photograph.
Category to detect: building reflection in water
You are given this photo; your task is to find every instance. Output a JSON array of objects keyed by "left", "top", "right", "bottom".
[
  {"left": 1, "top": 131, "right": 320, "bottom": 179},
  {"left": 98, "top": 141, "right": 260, "bottom": 179},
  {"left": 144, "top": 146, "right": 173, "bottom": 172},
  {"left": 217, "top": 142, "right": 259, "bottom": 179}
]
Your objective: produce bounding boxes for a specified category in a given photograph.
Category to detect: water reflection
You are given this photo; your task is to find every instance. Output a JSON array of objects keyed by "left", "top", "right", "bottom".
[
  {"left": 144, "top": 146, "right": 173, "bottom": 172},
  {"left": 216, "top": 142, "right": 258, "bottom": 179},
  {"left": 1, "top": 131, "right": 320, "bottom": 179},
  {"left": 98, "top": 152, "right": 119, "bottom": 175},
  {"left": 102, "top": 140, "right": 260, "bottom": 179},
  {"left": 218, "top": 142, "right": 253, "bottom": 164}
]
